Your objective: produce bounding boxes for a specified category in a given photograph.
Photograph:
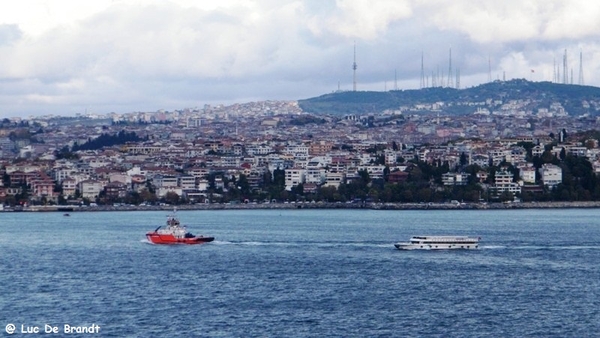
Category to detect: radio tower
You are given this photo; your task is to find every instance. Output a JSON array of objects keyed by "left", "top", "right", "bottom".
[
  {"left": 455, "top": 67, "right": 460, "bottom": 89},
  {"left": 578, "top": 51, "right": 584, "bottom": 85},
  {"left": 563, "top": 49, "right": 568, "bottom": 84},
  {"left": 352, "top": 42, "right": 357, "bottom": 91},
  {"left": 447, "top": 47, "right": 453, "bottom": 88},
  {"left": 488, "top": 56, "right": 492, "bottom": 83},
  {"left": 420, "top": 52, "right": 426, "bottom": 89}
]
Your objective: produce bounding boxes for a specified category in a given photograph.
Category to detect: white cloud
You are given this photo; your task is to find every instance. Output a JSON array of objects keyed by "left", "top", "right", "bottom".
[
  {"left": 1, "top": 0, "right": 600, "bottom": 118},
  {"left": 425, "top": 0, "right": 600, "bottom": 43},
  {"left": 307, "top": 0, "right": 413, "bottom": 40}
]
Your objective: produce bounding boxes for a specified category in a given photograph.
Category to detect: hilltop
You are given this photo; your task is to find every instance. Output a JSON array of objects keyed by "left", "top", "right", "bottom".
[{"left": 298, "top": 79, "right": 600, "bottom": 116}]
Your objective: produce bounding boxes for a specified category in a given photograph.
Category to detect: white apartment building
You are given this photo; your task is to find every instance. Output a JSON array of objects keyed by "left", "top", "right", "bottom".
[
  {"left": 178, "top": 175, "right": 197, "bottom": 190},
  {"left": 285, "top": 168, "right": 305, "bottom": 191},
  {"left": 197, "top": 179, "right": 209, "bottom": 191},
  {"left": 246, "top": 144, "right": 272, "bottom": 156},
  {"left": 493, "top": 170, "right": 521, "bottom": 195},
  {"left": 53, "top": 167, "right": 78, "bottom": 183},
  {"left": 442, "top": 172, "right": 470, "bottom": 186},
  {"left": 540, "top": 164, "right": 562, "bottom": 187},
  {"left": 62, "top": 178, "right": 77, "bottom": 198},
  {"left": 519, "top": 167, "right": 537, "bottom": 184},
  {"left": 531, "top": 145, "right": 544, "bottom": 157},
  {"left": 357, "top": 165, "right": 386, "bottom": 180},
  {"left": 153, "top": 175, "right": 178, "bottom": 188},
  {"left": 324, "top": 172, "right": 345, "bottom": 188},
  {"left": 285, "top": 144, "right": 309, "bottom": 157},
  {"left": 489, "top": 149, "right": 511, "bottom": 166},
  {"left": 471, "top": 154, "right": 490, "bottom": 167},
  {"left": 220, "top": 156, "right": 241, "bottom": 167},
  {"left": 305, "top": 167, "right": 326, "bottom": 185},
  {"left": 384, "top": 150, "right": 398, "bottom": 165},
  {"left": 78, "top": 180, "right": 104, "bottom": 199},
  {"left": 510, "top": 147, "right": 527, "bottom": 163}
]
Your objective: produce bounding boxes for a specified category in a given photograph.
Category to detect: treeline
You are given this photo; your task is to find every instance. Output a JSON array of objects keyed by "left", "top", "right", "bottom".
[
  {"left": 21, "top": 151, "right": 600, "bottom": 207},
  {"left": 72, "top": 149, "right": 600, "bottom": 206},
  {"left": 203, "top": 153, "right": 600, "bottom": 205},
  {"left": 298, "top": 79, "right": 600, "bottom": 116},
  {"left": 72, "top": 130, "right": 147, "bottom": 151}
]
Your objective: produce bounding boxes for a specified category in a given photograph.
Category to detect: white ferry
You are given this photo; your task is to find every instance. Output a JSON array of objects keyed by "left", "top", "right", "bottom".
[{"left": 394, "top": 236, "right": 480, "bottom": 250}]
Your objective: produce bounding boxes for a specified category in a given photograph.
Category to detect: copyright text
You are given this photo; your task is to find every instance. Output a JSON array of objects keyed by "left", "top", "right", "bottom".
[{"left": 5, "top": 323, "right": 101, "bottom": 335}]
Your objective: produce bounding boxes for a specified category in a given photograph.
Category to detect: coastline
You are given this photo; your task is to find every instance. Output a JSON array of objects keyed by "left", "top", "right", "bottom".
[{"left": 5, "top": 201, "right": 600, "bottom": 212}]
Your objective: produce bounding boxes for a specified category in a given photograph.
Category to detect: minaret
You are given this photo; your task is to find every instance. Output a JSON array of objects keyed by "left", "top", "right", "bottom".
[{"left": 352, "top": 42, "right": 357, "bottom": 92}]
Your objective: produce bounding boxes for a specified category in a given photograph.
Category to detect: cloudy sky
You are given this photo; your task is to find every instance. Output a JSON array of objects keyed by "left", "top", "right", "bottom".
[{"left": 1, "top": 0, "right": 599, "bottom": 118}]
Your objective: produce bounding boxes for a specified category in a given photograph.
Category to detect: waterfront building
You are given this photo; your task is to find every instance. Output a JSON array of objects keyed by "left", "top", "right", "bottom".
[{"left": 540, "top": 164, "right": 562, "bottom": 187}]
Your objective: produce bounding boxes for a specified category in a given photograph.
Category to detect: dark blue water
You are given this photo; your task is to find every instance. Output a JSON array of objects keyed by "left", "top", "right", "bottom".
[{"left": 1, "top": 209, "right": 600, "bottom": 337}]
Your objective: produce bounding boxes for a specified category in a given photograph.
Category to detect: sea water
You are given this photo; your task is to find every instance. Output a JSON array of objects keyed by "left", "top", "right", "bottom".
[{"left": 1, "top": 208, "right": 599, "bottom": 337}]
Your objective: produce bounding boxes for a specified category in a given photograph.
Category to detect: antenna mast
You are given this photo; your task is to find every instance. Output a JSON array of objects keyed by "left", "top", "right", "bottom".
[
  {"left": 563, "top": 49, "right": 568, "bottom": 84},
  {"left": 447, "top": 47, "right": 453, "bottom": 88},
  {"left": 456, "top": 67, "right": 460, "bottom": 89},
  {"left": 420, "top": 51, "right": 425, "bottom": 89},
  {"left": 578, "top": 51, "right": 584, "bottom": 85},
  {"left": 488, "top": 56, "right": 492, "bottom": 83},
  {"left": 352, "top": 42, "right": 357, "bottom": 91}
]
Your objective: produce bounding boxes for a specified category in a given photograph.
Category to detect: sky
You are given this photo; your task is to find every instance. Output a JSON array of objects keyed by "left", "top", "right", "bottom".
[{"left": 1, "top": 0, "right": 599, "bottom": 119}]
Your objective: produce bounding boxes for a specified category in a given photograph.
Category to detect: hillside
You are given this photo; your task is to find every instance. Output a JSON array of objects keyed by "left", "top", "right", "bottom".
[{"left": 298, "top": 79, "right": 600, "bottom": 116}]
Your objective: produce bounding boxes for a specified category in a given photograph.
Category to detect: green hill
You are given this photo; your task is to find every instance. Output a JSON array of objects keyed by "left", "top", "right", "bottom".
[{"left": 298, "top": 79, "right": 600, "bottom": 116}]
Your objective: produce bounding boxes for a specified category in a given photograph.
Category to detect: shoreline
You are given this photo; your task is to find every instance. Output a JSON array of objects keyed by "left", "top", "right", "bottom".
[{"left": 5, "top": 201, "right": 600, "bottom": 212}]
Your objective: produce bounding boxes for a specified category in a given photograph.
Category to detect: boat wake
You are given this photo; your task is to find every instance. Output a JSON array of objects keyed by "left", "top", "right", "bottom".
[
  {"left": 211, "top": 240, "right": 392, "bottom": 248},
  {"left": 481, "top": 245, "right": 506, "bottom": 250},
  {"left": 511, "top": 245, "right": 600, "bottom": 250}
]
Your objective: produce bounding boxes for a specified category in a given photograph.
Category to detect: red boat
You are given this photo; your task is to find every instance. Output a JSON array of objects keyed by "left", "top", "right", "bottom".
[{"left": 146, "top": 210, "right": 214, "bottom": 245}]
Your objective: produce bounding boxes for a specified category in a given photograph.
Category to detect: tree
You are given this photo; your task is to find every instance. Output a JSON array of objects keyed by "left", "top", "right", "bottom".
[
  {"left": 237, "top": 174, "right": 250, "bottom": 196},
  {"left": 460, "top": 152, "right": 468, "bottom": 166},
  {"left": 499, "top": 190, "right": 514, "bottom": 202},
  {"left": 140, "top": 188, "right": 157, "bottom": 204},
  {"left": 164, "top": 192, "right": 180, "bottom": 205}
]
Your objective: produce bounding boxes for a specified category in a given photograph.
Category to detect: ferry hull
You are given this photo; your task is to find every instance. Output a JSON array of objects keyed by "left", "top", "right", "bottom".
[
  {"left": 394, "top": 236, "right": 480, "bottom": 250},
  {"left": 146, "top": 233, "right": 214, "bottom": 245},
  {"left": 394, "top": 243, "right": 479, "bottom": 250}
]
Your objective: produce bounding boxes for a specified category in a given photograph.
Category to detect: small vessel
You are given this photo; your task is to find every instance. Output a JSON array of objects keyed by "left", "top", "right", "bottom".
[
  {"left": 394, "top": 236, "right": 480, "bottom": 250},
  {"left": 63, "top": 213, "right": 70, "bottom": 217},
  {"left": 146, "top": 209, "right": 214, "bottom": 245}
]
